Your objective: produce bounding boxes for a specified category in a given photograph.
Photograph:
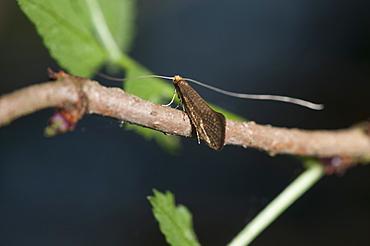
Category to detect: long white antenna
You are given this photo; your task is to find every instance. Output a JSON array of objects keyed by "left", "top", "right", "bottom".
[
  {"left": 183, "top": 77, "right": 324, "bottom": 110},
  {"left": 96, "top": 73, "right": 324, "bottom": 110},
  {"left": 96, "top": 72, "right": 174, "bottom": 81}
]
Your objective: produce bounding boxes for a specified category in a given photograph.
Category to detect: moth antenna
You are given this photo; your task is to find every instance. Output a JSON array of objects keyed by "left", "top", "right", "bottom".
[
  {"left": 183, "top": 77, "right": 324, "bottom": 110},
  {"left": 95, "top": 72, "right": 323, "bottom": 110},
  {"left": 95, "top": 72, "right": 174, "bottom": 82}
]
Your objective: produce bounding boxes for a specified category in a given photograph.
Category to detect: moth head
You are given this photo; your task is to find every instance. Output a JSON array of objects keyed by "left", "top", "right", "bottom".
[{"left": 173, "top": 75, "right": 183, "bottom": 83}]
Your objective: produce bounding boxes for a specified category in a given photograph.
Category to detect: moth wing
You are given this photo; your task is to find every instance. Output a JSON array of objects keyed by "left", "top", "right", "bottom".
[{"left": 176, "top": 82, "right": 226, "bottom": 151}]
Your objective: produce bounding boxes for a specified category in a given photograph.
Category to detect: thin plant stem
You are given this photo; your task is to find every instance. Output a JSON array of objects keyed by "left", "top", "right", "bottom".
[{"left": 227, "top": 160, "right": 325, "bottom": 246}]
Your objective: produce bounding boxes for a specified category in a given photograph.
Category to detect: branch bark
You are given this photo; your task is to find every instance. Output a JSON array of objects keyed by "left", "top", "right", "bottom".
[{"left": 1, "top": 71, "right": 370, "bottom": 165}]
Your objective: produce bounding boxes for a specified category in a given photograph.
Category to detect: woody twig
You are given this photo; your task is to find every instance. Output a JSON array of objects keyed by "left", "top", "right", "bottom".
[{"left": 1, "top": 70, "right": 369, "bottom": 172}]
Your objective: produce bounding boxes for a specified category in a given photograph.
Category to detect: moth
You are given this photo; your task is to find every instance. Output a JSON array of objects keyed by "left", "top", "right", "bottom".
[{"left": 172, "top": 75, "right": 226, "bottom": 151}]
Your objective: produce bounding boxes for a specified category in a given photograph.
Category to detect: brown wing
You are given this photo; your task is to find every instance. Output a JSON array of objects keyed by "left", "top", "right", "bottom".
[{"left": 174, "top": 79, "right": 226, "bottom": 151}]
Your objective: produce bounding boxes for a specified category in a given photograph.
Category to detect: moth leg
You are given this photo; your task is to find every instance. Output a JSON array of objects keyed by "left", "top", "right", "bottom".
[
  {"left": 175, "top": 93, "right": 182, "bottom": 110},
  {"left": 182, "top": 112, "right": 187, "bottom": 121},
  {"left": 162, "top": 89, "right": 177, "bottom": 107},
  {"left": 195, "top": 129, "right": 201, "bottom": 144}
]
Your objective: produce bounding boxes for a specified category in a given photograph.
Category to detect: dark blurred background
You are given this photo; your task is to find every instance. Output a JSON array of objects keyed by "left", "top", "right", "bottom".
[{"left": 1, "top": 0, "right": 370, "bottom": 245}]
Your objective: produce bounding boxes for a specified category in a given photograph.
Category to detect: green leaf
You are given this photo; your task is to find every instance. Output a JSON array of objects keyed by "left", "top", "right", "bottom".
[
  {"left": 148, "top": 190, "right": 201, "bottom": 246},
  {"left": 17, "top": 0, "right": 135, "bottom": 77}
]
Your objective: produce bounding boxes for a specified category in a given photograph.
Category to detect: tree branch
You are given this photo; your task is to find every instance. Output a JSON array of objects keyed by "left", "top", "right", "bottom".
[{"left": 1, "top": 71, "right": 370, "bottom": 169}]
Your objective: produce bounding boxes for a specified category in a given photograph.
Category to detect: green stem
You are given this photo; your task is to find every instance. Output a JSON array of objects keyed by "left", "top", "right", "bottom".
[
  {"left": 227, "top": 160, "right": 325, "bottom": 246},
  {"left": 84, "top": 0, "right": 122, "bottom": 62}
]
